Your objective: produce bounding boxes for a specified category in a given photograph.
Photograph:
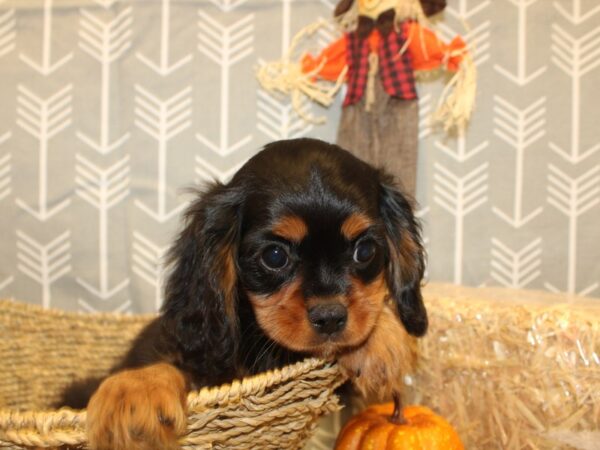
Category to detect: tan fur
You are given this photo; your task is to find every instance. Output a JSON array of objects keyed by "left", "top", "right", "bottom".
[
  {"left": 87, "top": 363, "right": 187, "bottom": 450},
  {"left": 398, "top": 232, "right": 420, "bottom": 277},
  {"left": 387, "top": 231, "right": 420, "bottom": 283},
  {"left": 337, "top": 305, "right": 417, "bottom": 400},
  {"left": 217, "top": 243, "right": 237, "bottom": 320},
  {"left": 248, "top": 278, "right": 318, "bottom": 352},
  {"left": 247, "top": 274, "right": 387, "bottom": 355},
  {"left": 341, "top": 274, "right": 387, "bottom": 351},
  {"left": 271, "top": 215, "right": 308, "bottom": 242},
  {"left": 340, "top": 212, "right": 373, "bottom": 240}
]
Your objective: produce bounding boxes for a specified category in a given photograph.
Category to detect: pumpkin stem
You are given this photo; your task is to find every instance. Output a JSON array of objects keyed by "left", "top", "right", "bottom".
[{"left": 390, "top": 392, "right": 407, "bottom": 425}]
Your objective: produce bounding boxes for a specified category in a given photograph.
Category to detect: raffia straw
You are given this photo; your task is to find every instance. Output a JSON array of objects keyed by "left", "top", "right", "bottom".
[
  {"left": 407, "top": 14, "right": 477, "bottom": 133},
  {"left": 364, "top": 53, "right": 379, "bottom": 112},
  {"left": 392, "top": 0, "right": 478, "bottom": 133},
  {"left": 256, "top": 20, "right": 347, "bottom": 124},
  {"left": 431, "top": 51, "right": 476, "bottom": 132},
  {"left": 437, "top": 15, "right": 478, "bottom": 132}
]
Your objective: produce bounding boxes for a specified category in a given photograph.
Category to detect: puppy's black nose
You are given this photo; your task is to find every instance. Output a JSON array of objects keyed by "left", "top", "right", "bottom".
[{"left": 308, "top": 304, "right": 347, "bottom": 335}]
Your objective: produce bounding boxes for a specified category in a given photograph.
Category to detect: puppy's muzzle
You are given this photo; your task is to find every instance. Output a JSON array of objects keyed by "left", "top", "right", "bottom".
[{"left": 308, "top": 303, "right": 347, "bottom": 335}]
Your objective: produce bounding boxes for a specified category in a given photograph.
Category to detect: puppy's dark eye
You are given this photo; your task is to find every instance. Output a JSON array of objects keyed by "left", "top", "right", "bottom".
[
  {"left": 261, "top": 245, "right": 289, "bottom": 270},
  {"left": 353, "top": 240, "right": 376, "bottom": 264}
]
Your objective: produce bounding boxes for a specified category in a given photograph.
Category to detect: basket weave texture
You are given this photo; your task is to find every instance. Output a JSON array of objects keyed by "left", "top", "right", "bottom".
[{"left": 0, "top": 300, "right": 345, "bottom": 449}]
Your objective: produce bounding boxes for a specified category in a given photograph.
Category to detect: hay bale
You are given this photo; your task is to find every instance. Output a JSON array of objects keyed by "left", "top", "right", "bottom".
[{"left": 406, "top": 283, "right": 600, "bottom": 450}]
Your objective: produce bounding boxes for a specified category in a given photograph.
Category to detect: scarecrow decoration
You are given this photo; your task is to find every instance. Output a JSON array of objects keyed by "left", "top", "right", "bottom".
[{"left": 257, "top": 0, "right": 476, "bottom": 195}]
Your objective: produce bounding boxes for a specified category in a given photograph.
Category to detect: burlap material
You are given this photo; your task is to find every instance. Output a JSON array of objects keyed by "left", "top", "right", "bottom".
[{"left": 336, "top": 79, "right": 419, "bottom": 196}]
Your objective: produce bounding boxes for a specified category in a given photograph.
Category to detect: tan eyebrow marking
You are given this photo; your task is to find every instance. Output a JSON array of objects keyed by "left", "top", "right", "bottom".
[
  {"left": 341, "top": 212, "right": 373, "bottom": 240},
  {"left": 272, "top": 215, "right": 308, "bottom": 242}
]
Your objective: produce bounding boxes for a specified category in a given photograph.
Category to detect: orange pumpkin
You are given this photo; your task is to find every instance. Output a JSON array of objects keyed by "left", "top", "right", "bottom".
[{"left": 335, "top": 403, "right": 464, "bottom": 450}]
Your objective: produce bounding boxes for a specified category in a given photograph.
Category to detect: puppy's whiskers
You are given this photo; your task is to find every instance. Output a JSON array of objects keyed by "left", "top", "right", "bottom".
[
  {"left": 251, "top": 339, "right": 278, "bottom": 374},
  {"left": 241, "top": 328, "right": 265, "bottom": 366}
]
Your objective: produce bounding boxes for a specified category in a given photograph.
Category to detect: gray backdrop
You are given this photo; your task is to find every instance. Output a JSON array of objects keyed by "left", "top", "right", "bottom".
[{"left": 0, "top": 0, "right": 599, "bottom": 315}]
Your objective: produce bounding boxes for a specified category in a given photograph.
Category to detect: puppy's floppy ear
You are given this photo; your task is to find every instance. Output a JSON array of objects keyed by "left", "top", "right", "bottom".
[
  {"left": 378, "top": 176, "right": 427, "bottom": 337},
  {"left": 162, "top": 183, "right": 244, "bottom": 379}
]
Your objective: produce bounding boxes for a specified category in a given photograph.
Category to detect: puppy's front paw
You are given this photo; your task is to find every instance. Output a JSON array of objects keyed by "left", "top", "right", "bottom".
[{"left": 87, "top": 363, "right": 187, "bottom": 450}]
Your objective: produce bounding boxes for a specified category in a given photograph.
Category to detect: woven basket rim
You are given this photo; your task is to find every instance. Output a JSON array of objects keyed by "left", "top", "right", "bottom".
[
  {"left": 0, "top": 299, "right": 343, "bottom": 412},
  {"left": 0, "top": 297, "right": 156, "bottom": 323},
  {"left": 186, "top": 357, "right": 340, "bottom": 409},
  {"left": 0, "top": 358, "right": 339, "bottom": 415},
  {"left": 0, "top": 300, "right": 346, "bottom": 448},
  {"left": 0, "top": 299, "right": 345, "bottom": 442},
  {"left": 0, "top": 358, "right": 343, "bottom": 448}
]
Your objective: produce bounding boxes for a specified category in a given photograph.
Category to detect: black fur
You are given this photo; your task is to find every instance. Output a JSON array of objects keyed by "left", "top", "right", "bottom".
[
  {"left": 379, "top": 178, "right": 428, "bottom": 336},
  {"left": 59, "top": 138, "right": 426, "bottom": 408}
]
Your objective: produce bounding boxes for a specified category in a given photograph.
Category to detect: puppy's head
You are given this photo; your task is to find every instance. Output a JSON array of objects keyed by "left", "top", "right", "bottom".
[{"left": 163, "top": 138, "right": 426, "bottom": 380}]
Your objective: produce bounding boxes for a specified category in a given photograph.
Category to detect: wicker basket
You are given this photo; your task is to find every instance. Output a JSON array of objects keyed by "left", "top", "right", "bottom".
[{"left": 0, "top": 299, "right": 346, "bottom": 449}]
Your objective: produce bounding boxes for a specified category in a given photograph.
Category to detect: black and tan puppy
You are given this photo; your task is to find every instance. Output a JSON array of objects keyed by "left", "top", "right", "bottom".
[{"left": 61, "top": 138, "right": 426, "bottom": 450}]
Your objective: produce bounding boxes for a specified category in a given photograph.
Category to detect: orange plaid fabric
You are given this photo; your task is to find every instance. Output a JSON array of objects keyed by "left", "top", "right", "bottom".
[{"left": 301, "top": 21, "right": 466, "bottom": 82}]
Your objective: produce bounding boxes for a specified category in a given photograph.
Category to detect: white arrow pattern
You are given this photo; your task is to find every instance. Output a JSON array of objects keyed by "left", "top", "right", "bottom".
[
  {"left": 554, "top": 0, "right": 600, "bottom": 25},
  {"left": 0, "top": 131, "right": 10, "bottom": 202},
  {"left": 434, "top": 163, "right": 489, "bottom": 284},
  {"left": 418, "top": 94, "right": 432, "bottom": 140},
  {"left": 133, "top": 232, "right": 168, "bottom": 311},
  {"left": 446, "top": 0, "right": 491, "bottom": 21},
  {"left": 0, "top": 6, "right": 15, "bottom": 59},
  {"left": 16, "top": 84, "right": 72, "bottom": 221},
  {"left": 75, "top": 154, "right": 130, "bottom": 300},
  {"left": 435, "top": 131, "right": 489, "bottom": 163},
  {"left": 546, "top": 164, "right": 599, "bottom": 296},
  {"left": 135, "top": 85, "right": 192, "bottom": 222},
  {"left": 550, "top": 24, "right": 600, "bottom": 164},
  {"left": 16, "top": 230, "right": 71, "bottom": 309},
  {"left": 0, "top": 152, "right": 10, "bottom": 202},
  {"left": 93, "top": 0, "right": 118, "bottom": 8},
  {"left": 280, "top": 0, "right": 293, "bottom": 55},
  {"left": 19, "top": 0, "right": 72, "bottom": 75},
  {"left": 79, "top": 298, "right": 132, "bottom": 314},
  {"left": 492, "top": 96, "right": 545, "bottom": 227},
  {"left": 137, "top": 0, "right": 192, "bottom": 76},
  {"left": 0, "top": 0, "right": 598, "bottom": 328},
  {"left": 77, "top": 7, "right": 132, "bottom": 154},
  {"left": 0, "top": 275, "right": 12, "bottom": 292},
  {"left": 491, "top": 237, "right": 542, "bottom": 289},
  {"left": 196, "top": 155, "right": 248, "bottom": 185},
  {"left": 257, "top": 90, "right": 313, "bottom": 141},
  {"left": 208, "top": 0, "right": 248, "bottom": 13},
  {"left": 494, "top": 0, "right": 547, "bottom": 85},
  {"left": 197, "top": 12, "right": 254, "bottom": 156}
]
